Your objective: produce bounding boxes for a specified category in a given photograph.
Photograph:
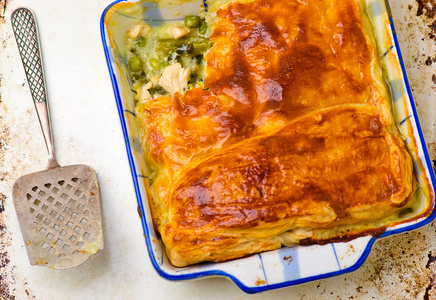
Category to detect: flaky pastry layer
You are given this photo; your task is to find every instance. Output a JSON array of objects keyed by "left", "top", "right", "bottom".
[{"left": 135, "top": 0, "right": 415, "bottom": 267}]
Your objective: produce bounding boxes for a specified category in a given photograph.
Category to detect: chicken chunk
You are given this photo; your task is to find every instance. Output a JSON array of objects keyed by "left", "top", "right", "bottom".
[
  {"left": 159, "top": 63, "right": 191, "bottom": 95},
  {"left": 126, "top": 23, "right": 151, "bottom": 39},
  {"left": 135, "top": 82, "right": 153, "bottom": 103},
  {"left": 171, "top": 26, "right": 191, "bottom": 39}
]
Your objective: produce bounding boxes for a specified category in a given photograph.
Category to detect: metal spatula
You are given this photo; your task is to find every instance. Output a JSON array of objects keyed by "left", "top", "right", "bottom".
[{"left": 11, "top": 8, "right": 104, "bottom": 269}]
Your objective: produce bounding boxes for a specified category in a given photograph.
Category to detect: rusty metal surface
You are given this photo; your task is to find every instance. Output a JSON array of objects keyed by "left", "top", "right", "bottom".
[
  {"left": 0, "top": 0, "right": 435, "bottom": 299},
  {"left": 1, "top": 1, "right": 16, "bottom": 298}
]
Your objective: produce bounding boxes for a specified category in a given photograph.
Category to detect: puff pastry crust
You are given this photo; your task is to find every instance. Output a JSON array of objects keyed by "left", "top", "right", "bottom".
[{"left": 135, "top": 0, "right": 414, "bottom": 267}]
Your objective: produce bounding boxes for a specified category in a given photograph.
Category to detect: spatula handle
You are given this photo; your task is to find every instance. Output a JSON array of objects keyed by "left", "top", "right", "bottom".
[{"left": 11, "top": 8, "right": 58, "bottom": 169}]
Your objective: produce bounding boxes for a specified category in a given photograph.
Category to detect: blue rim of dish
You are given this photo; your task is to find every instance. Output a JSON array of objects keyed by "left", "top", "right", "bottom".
[{"left": 100, "top": 0, "right": 436, "bottom": 293}]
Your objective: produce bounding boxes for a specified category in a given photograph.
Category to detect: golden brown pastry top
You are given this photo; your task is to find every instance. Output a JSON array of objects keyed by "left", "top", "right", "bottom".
[
  {"left": 138, "top": 0, "right": 392, "bottom": 175},
  {"left": 159, "top": 105, "right": 412, "bottom": 266},
  {"left": 205, "top": 0, "right": 389, "bottom": 124},
  {"left": 134, "top": 0, "right": 414, "bottom": 267}
]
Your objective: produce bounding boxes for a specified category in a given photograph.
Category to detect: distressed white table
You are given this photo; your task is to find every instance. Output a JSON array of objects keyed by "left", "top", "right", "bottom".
[{"left": 0, "top": 0, "right": 435, "bottom": 299}]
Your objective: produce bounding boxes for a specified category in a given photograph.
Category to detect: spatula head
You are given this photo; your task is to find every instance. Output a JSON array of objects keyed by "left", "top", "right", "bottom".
[{"left": 12, "top": 164, "right": 104, "bottom": 269}]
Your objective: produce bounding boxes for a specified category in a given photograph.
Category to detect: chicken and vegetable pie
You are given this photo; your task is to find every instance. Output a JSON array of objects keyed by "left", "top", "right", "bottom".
[{"left": 122, "top": 0, "right": 433, "bottom": 267}]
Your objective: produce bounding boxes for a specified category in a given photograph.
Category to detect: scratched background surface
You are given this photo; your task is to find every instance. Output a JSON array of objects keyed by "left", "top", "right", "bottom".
[{"left": 0, "top": 0, "right": 436, "bottom": 299}]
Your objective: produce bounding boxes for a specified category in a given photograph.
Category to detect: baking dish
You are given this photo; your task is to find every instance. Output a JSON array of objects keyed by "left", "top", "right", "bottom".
[{"left": 100, "top": 0, "right": 436, "bottom": 293}]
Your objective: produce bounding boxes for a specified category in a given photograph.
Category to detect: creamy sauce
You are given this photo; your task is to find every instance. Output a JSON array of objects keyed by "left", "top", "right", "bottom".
[{"left": 124, "top": 15, "right": 213, "bottom": 100}]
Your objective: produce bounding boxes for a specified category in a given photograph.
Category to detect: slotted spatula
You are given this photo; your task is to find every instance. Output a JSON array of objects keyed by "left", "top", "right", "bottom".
[{"left": 11, "top": 7, "right": 104, "bottom": 269}]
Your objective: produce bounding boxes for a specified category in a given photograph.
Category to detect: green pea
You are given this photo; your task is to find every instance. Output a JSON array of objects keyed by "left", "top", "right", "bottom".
[
  {"left": 184, "top": 15, "right": 201, "bottom": 28},
  {"left": 134, "top": 36, "right": 146, "bottom": 48},
  {"left": 198, "top": 20, "right": 207, "bottom": 35},
  {"left": 149, "top": 58, "right": 161, "bottom": 71},
  {"left": 128, "top": 57, "right": 144, "bottom": 72}
]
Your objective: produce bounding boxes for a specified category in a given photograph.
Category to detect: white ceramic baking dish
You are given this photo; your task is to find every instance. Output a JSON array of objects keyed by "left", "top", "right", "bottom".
[{"left": 100, "top": 0, "right": 436, "bottom": 293}]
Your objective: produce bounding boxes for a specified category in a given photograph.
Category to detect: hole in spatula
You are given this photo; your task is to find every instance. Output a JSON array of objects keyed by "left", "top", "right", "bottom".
[
  {"left": 60, "top": 229, "right": 67, "bottom": 236},
  {"left": 58, "top": 180, "right": 65, "bottom": 186},
  {"left": 26, "top": 193, "right": 32, "bottom": 200},
  {"left": 32, "top": 186, "right": 38, "bottom": 192},
  {"left": 44, "top": 183, "right": 52, "bottom": 189},
  {"left": 41, "top": 242, "right": 48, "bottom": 249},
  {"left": 33, "top": 199, "right": 41, "bottom": 206},
  {"left": 83, "top": 232, "right": 90, "bottom": 239}
]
